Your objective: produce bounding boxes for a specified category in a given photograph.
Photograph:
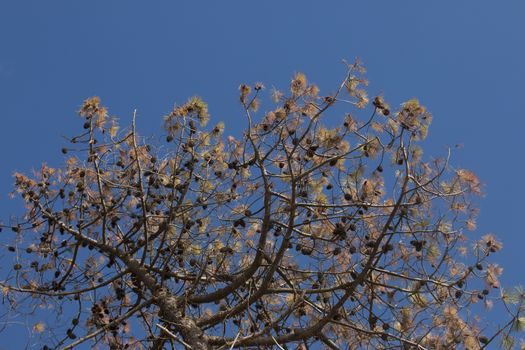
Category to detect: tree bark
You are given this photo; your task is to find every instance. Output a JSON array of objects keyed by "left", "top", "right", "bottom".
[{"left": 155, "top": 289, "right": 211, "bottom": 350}]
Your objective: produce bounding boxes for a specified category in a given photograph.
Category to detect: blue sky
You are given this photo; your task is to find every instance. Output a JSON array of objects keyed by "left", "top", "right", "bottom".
[{"left": 1, "top": 1, "right": 525, "bottom": 348}]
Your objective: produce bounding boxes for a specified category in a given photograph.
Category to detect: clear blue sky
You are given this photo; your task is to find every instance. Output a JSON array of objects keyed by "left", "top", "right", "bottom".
[{"left": 1, "top": 1, "right": 524, "bottom": 348}]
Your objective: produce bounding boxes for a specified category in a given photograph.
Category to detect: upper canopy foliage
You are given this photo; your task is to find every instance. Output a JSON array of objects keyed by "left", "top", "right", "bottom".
[{"left": 2, "top": 61, "right": 523, "bottom": 350}]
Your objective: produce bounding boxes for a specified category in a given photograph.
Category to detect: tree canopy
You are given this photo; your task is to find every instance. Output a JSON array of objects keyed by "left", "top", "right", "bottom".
[{"left": 2, "top": 61, "right": 524, "bottom": 350}]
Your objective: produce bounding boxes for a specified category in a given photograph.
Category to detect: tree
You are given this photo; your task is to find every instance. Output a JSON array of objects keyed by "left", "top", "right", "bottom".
[{"left": 1, "top": 61, "right": 524, "bottom": 350}]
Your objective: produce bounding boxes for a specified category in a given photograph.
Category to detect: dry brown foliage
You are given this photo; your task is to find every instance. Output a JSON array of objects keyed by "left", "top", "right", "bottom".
[{"left": 2, "top": 61, "right": 523, "bottom": 350}]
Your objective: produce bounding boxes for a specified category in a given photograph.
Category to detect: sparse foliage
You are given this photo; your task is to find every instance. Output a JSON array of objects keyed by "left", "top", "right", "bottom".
[{"left": 2, "top": 61, "right": 524, "bottom": 349}]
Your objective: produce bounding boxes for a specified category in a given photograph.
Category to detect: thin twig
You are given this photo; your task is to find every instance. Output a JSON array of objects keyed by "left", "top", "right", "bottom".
[
  {"left": 156, "top": 323, "right": 193, "bottom": 349},
  {"left": 60, "top": 299, "right": 152, "bottom": 350}
]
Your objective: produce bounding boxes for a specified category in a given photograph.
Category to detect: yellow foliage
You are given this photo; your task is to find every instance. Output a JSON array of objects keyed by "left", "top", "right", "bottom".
[{"left": 33, "top": 322, "right": 46, "bottom": 333}]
